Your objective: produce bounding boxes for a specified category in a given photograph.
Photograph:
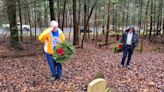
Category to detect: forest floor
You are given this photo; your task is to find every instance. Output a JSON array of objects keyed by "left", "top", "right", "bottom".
[{"left": 0, "top": 35, "right": 164, "bottom": 92}]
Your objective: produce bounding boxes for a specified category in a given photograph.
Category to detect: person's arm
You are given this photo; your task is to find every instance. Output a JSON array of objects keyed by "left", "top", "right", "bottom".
[
  {"left": 136, "top": 33, "right": 139, "bottom": 46},
  {"left": 60, "top": 32, "right": 65, "bottom": 43},
  {"left": 38, "top": 28, "right": 50, "bottom": 42},
  {"left": 120, "top": 33, "right": 125, "bottom": 43}
]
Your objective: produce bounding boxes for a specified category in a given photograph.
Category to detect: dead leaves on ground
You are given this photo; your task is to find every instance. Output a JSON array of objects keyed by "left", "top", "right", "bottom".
[{"left": 0, "top": 43, "right": 164, "bottom": 92}]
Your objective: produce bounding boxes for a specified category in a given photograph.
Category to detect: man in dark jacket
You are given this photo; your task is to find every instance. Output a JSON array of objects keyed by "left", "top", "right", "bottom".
[{"left": 119, "top": 25, "right": 139, "bottom": 69}]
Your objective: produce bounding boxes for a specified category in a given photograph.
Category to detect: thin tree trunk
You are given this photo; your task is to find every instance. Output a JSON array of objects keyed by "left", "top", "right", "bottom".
[
  {"left": 44, "top": 0, "right": 48, "bottom": 27},
  {"left": 17, "top": 0, "right": 23, "bottom": 42},
  {"left": 105, "top": 0, "right": 111, "bottom": 46},
  {"left": 57, "top": 0, "right": 61, "bottom": 27},
  {"left": 112, "top": 3, "right": 115, "bottom": 31},
  {"left": 69, "top": 12, "right": 72, "bottom": 41},
  {"left": 27, "top": 3, "right": 32, "bottom": 45},
  {"left": 149, "top": 0, "right": 153, "bottom": 39},
  {"left": 102, "top": 16, "right": 105, "bottom": 35},
  {"left": 81, "top": 0, "right": 97, "bottom": 48},
  {"left": 73, "top": 0, "right": 79, "bottom": 45},
  {"left": 78, "top": 0, "right": 81, "bottom": 25},
  {"left": 95, "top": 5, "right": 98, "bottom": 46},
  {"left": 48, "top": 0, "right": 55, "bottom": 20},
  {"left": 61, "top": 0, "right": 67, "bottom": 31},
  {"left": 139, "top": 0, "right": 143, "bottom": 36},
  {"left": 157, "top": 0, "right": 163, "bottom": 35},
  {"left": 156, "top": 1, "right": 160, "bottom": 36},
  {"left": 133, "top": 0, "right": 136, "bottom": 25},
  {"left": 141, "top": 0, "right": 151, "bottom": 53},
  {"left": 125, "top": 0, "right": 129, "bottom": 27},
  {"left": 93, "top": 14, "right": 96, "bottom": 41},
  {"left": 163, "top": 18, "right": 164, "bottom": 35},
  {"left": 153, "top": 0, "right": 156, "bottom": 36},
  {"left": 24, "top": 10, "right": 28, "bottom": 25},
  {"left": 34, "top": 0, "right": 37, "bottom": 39},
  {"left": 6, "top": 0, "right": 20, "bottom": 49},
  {"left": 65, "top": 12, "right": 68, "bottom": 27},
  {"left": 115, "top": 4, "right": 119, "bottom": 41}
]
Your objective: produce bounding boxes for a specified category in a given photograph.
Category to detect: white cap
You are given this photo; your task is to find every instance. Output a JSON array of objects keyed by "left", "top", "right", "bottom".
[{"left": 50, "top": 20, "right": 58, "bottom": 27}]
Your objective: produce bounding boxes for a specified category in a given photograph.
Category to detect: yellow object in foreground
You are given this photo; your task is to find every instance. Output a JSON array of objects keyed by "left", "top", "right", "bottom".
[{"left": 88, "top": 78, "right": 108, "bottom": 92}]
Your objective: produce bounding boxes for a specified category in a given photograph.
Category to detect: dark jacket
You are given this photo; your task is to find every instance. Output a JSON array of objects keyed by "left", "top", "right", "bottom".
[{"left": 120, "top": 31, "right": 139, "bottom": 48}]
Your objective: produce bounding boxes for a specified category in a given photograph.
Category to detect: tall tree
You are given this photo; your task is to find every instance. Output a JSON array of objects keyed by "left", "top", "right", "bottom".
[
  {"left": 78, "top": 0, "right": 81, "bottom": 25},
  {"left": 156, "top": 0, "right": 163, "bottom": 35},
  {"left": 81, "top": 0, "right": 97, "bottom": 48},
  {"left": 44, "top": 0, "right": 48, "bottom": 27},
  {"left": 125, "top": 0, "right": 129, "bottom": 27},
  {"left": 48, "top": 0, "right": 55, "bottom": 20},
  {"left": 57, "top": 0, "right": 61, "bottom": 27},
  {"left": 141, "top": 0, "right": 151, "bottom": 52},
  {"left": 34, "top": 0, "right": 37, "bottom": 39},
  {"left": 17, "top": 0, "right": 23, "bottom": 42},
  {"left": 149, "top": 0, "right": 153, "bottom": 39},
  {"left": 26, "top": 0, "right": 32, "bottom": 45},
  {"left": 61, "top": 0, "right": 67, "bottom": 31},
  {"left": 139, "top": 0, "right": 143, "bottom": 36},
  {"left": 105, "top": 0, "right": 112, "bottom": 46},
  {"left": 6, "top": 0, "right": 20, "bottom": 49},
  {"left": 73, "top": 0, "right": 79, "bottom": 45}
]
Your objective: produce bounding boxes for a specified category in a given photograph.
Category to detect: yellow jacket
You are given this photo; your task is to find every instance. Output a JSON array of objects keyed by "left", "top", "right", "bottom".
[{"left": 39, "top": 27, "right": 65, "bottom": 55}]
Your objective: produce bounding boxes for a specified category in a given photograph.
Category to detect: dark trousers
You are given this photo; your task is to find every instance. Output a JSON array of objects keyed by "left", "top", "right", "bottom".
[
  {"left": 45, "top": 53, "right": 62, "bottom": 77},
  {"left": 121, "top": 45, "right": 134, "bottom": 66}
]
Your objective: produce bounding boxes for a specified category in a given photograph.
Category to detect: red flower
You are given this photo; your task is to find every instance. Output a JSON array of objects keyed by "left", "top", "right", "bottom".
[
  {"left": 118, "top": 44, "right": 123, "bottom": 50},
  {"left": 57, "top": 48, "right": 65, "bottom": 56}
]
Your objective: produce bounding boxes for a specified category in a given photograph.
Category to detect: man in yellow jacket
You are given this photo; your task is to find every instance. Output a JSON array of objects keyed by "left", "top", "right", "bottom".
[{"left": 39, "top": 20, "right": 65, "bottom": 81}]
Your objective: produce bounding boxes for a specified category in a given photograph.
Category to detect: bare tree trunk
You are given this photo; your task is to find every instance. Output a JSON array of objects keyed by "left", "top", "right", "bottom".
[
  {"left": 141, "top": 0, "right": 151, "bottom": 53},
  {"left": 125, "top": 0, "right": 129, "bottom": 27},
  {"left": 112, "top": 3, "right": 115, "bottom": 31},
  {"left": 156, "top": 0, "right": 163, "bottom": 35},
  {"left": 115, "top": 4, "right": 119, "bottom": 41},
  {"left": 24, "top": 10, "right": 28, "bottom": 25},
  {"left": 93, "top": 13, "right": 96, "bottom": 41},
  {"left": 57, "top": 0, "right": 61, "bottom": 27},
  {"left": 139, "top": 0, "right": 143, "bottom": 36},
  {"left": 81, "top": 0, "right": 97, "bottom": 48},
  {"left": 153, "top": 0, "right": 156, "bottom": 36},
  {"left": 156, "top": 2, "right": 160, "bottom": 36},
  {"left": 6, "top": 0, "right": 20, "bottom": 49},
  {"left": 17, "top": 0, "right": 23, "bottom": 42},
  {"left": 44, "top": 0, "right": 48, "bottom": 27},
  {"left": 34, "top": 0, "right": 37, "bottom": 39},
  {"left": 159, "top": 0, "right": 163, "bottom": 35},
  {"left": 149, "top": 0, "right": 153, "bottom": 39},
  {"left": 61, "top": 0, "right": 67, "bottom": 31},
  {"left": 73, "top": 0, "right": 79, "bottom": 45},
  {"left": 78, "top": 0, "right": 81, "bottom": 25},
  {"left": 163, "top": 13, "right": 164, "bottom": 35},
  {"left": 48, "top": 0, "right": 55, "bottom": 20},
  {"left": 105, "top": 0, "right": 111, "bottom": 46},
  {"left": 102, "top": 16, "right": 105, "bottom": 35},
  {"left": 95, "top": 5, "right": 98, "bottom": 46},
  {"left": 27, "top": 2, "right": 32, "bottom": 45},
  {"left": 65, "top": 12, "right": 68, "bottom": 27},
  {"left": 133, "top": 0, "right": 136, "bottom": 25},
  {"left": 69, "top": 12, "right": 72, "bottom": 41},
  {"left": 163, "top": 18, "right": 164, "bottom": 35}
]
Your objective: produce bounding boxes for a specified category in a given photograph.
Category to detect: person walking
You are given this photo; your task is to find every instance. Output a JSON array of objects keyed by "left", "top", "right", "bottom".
[
  {"left": 119, "top": 25, "right": 139, "bottom": 69},
  {"left": 39, "top": 20, "right": 65, "bottom": 81}
]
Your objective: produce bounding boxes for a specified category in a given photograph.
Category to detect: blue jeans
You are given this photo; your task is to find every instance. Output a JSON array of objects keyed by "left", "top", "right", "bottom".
[
  {"left": 121, "top": 45, "right": 134, "bottom": 66},
  {"left": 45, "top": 53, "right": 62, "bottom": 77}
]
